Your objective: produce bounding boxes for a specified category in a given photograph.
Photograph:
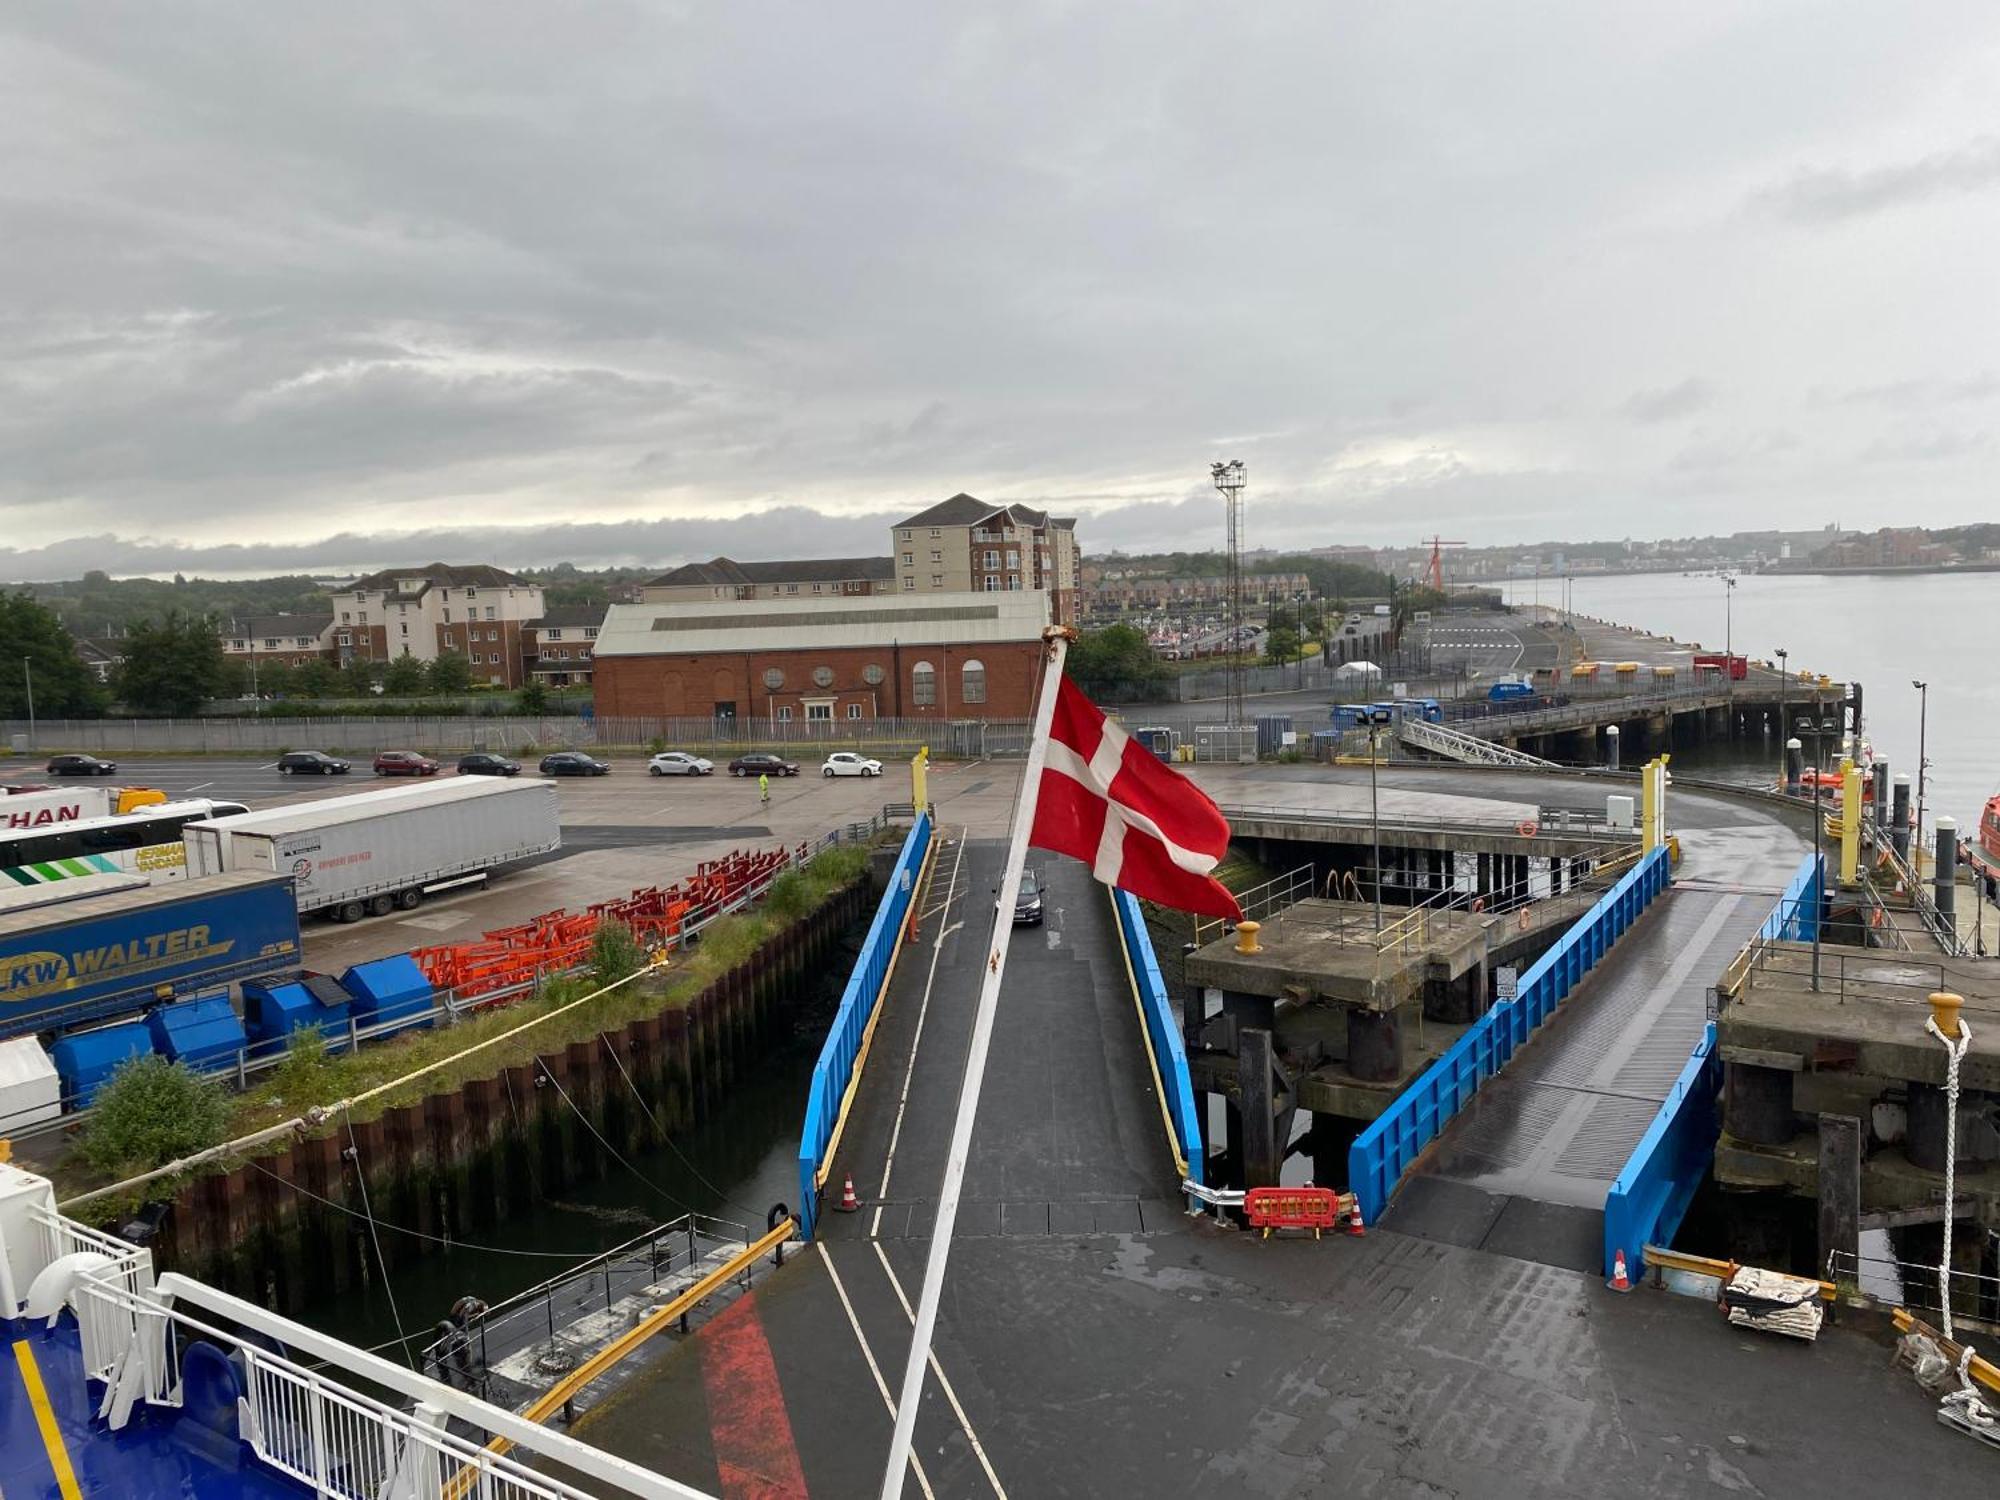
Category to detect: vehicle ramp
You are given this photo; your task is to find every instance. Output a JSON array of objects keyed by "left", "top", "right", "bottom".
[
  {"left": 1399, "top": 717, "right": 1557, "bottom": 768},
  {"left": 1378, "top": 825, "right": 1803, "bottom": 1272}
]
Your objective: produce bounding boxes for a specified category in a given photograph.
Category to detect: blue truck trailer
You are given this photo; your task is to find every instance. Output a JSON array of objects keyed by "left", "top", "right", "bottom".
[{"left": 0, "top": 871, "right": 301, "bottom": 1040}]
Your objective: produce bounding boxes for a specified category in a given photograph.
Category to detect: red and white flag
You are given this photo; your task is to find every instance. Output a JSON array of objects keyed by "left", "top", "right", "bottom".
[{"left": 1030, "top": 675, "right": 1243, "bottom": 920}]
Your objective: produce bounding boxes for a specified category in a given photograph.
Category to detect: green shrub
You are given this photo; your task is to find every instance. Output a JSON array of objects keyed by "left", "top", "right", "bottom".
[
  {"left": 590, "top": 917, "right": 648, "bottom": 984},
  {"left": 646, "top": 735, "right": 666, "bottom": 755},
  {"left": 270, "top": 1024, "right": 330, "bottom": 1102},
  {"left": 78, "top": 1056, "right": 230, "bottom": 1176},
  {"left": 517, "top": 741, "right": 539, "bottom": 759}
]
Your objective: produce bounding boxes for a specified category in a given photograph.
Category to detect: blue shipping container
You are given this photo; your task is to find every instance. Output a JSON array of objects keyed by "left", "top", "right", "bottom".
[
  {"left": 148, "top": 994, "right": 247, "bottom": 1072},
  {"left": 49, "top": 1022, "right": 152, "bottom": 1107},
  {"left": 341, "top": 954, "right": 434, "bottom": 1032},
  {"left": 0, "top": 872, "right": 301, "bottom": 1040}
]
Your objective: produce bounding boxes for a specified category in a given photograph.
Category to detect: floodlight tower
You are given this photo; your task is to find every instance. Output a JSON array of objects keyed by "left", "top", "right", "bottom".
[{"left": 1212, "top": 459, "right": 1247, "bottom": 727}]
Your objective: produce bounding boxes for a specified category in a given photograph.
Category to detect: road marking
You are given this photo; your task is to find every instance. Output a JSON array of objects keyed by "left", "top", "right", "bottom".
[
  {"left": 818, "top": 1248, "right": 935, "bottom": 1500},
  {"left": 697, "top": 1294, "right": 809, "bottom": 1499},
  {"left": 13, "top": 1338, "right": 83, "bottom": 1500},
  {"left": 871, "top": 830, "right": 968, "bottom": 1237},
  {"left": 186, "top": 780, "right": 214, "bottom": 793},
  {"left": 870, "top": 1240, "right": 1009, "bottom": 1498}
]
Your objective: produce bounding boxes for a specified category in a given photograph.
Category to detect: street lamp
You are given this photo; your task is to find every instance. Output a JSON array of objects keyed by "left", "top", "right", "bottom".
[
  {"left": 1367, "top": 707, "right": 1394, "bottom": 933},
  {"left": 1723, "top": 575, "right": 1737, "bottom": 700},
  {"left": 1774, "top": 648, "right": 1788, "bottom": 781},
  {"left": 21, "top": 657, "right": 34, "bottom": 751},
  {"left": 1912, "top": 679, "right": 1930, "bottom": 874}
]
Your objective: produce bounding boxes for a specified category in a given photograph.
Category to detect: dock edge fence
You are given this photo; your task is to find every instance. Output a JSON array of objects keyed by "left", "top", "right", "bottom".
[
  {"left": 796, "top": 810, "right": 933, "bottom": 1238},
  {"left": 1110, "top": 889, "right": 1205, "bottom": 1186},
  {"left": 1347, "top": 841, "right": 1673, "bottom": 1224},
  {"left": 1600, "top": 850, "right": 1823, "bottom": 1278}
]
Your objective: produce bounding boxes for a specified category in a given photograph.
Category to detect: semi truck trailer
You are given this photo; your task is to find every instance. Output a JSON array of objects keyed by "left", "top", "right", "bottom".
[{"left": 183, "top": 779, "right": 561, "bottom": 922}]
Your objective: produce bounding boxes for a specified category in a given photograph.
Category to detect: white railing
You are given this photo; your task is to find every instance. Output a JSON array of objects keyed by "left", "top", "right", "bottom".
[
  {"left": 30, "top": 1207, "right": 158, "bottom": 1384},
  {"left": 1398, "top": 717, "right": 1557, "bottom": 768}
]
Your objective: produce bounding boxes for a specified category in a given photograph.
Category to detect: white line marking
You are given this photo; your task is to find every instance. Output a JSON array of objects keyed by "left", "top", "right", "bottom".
[
  {"left": 186, "top": 781, "right": 214, "bottom": 793},
  {"left": 870, "top": 1240, "right": 1009, "bottom": 1498},
  {"left": 870, "top": 830, "right": 968, "bottom": 1238},
  {"left": 820, "top": 1248, "right": 936, "bottom": 1500}
]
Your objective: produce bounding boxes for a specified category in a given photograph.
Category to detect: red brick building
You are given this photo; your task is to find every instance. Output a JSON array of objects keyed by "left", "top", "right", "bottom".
[{"left": 591, "top": 592, "right": 1050, "bottom": 724}]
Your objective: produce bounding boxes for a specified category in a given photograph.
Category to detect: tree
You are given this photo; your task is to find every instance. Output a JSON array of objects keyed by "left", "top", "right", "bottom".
[
  {"left": 426, "top": 652, "right": 473, "bottom": 693},
  {"left": 114, "top": 612, "right": 229, "bottom": 715},
  {"left": 382, "top": 654, "right": 428, "bottom": 696},
  {"left": 291, "top": 659, "right": 338, "bottom": 698},
  {"left": 339, "top": 658, "right": 381, "bottom": 697},
  {"left": 1263, "top": 622, "right": 1302, "bottom": 665},
  {"left": 77, "top": 1055, "right": 229, "bottom": 1175},
  {"left": 1067, "top": 624, "right": 1172, "bottom": 701},
  {"left": 254, "top": 659, "right": 296, "bottom": 699},
  {"left": 517, "top": 680, "right": 548, "bottom": 714},
  {"left": 0, "top": 593, "right": 105, "bottom": 718}
]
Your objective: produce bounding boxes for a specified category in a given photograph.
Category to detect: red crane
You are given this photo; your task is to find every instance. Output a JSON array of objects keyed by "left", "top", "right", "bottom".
[{"left": 1420, "top": 536, "right": 1466, "bottom": 592}]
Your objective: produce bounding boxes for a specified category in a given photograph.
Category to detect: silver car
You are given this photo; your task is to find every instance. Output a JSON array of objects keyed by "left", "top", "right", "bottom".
[{"left": 648, "top": 751, "right": 714, "bottom": 777}]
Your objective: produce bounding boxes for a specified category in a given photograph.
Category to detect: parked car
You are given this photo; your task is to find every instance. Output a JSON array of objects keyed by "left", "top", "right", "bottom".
[
  {"left": 373, "top": 750, "right": 440, "bottom": 776},
  {"left": 1013, "top": 869, "right": 1044, "bottom": 926},
  {"left": 647, "top": 751, "right": 714, "bottom": 777},
  {"left": 540, "top": 751, "right": 610, "bottom": 777},
  {"left": 46, "top": 753, "right": 117, "bottom": 776},
  {"left": 728, "top": 753, "right": 800, "bottom": 778},
  {"left": 821, "top": 753, "right": 883, "bottom": 778},
  {"left": 277, "top": 751, "right": 350, "bottom": 776},
  {"left": 456, "top": 752, "right": 521, "bottom": 777}
]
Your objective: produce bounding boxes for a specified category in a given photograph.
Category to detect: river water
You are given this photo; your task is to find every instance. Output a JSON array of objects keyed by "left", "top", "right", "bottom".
[{"left": 1501, "top": 570, "right": 1998, "bottom": 836}]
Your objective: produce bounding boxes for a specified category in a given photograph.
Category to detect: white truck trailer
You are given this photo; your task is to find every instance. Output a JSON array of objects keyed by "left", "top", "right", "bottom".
[
  {"left": 0, "top": 784, "right": 165, "bottom": 830},
  {"left": 183, "top": 779, "right": 561, "bottom": 922}
]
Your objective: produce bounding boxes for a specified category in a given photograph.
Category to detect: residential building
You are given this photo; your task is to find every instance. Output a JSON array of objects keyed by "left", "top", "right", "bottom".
[
  {"left": 71, "top": 637, "right": 126, "bottom": 684},
  {"left": 1083, "top": 572, "right": 1310, "bottom": 610},
  {"left": 638, "top": 556, "right": 895, "bottom": 604},
  {"left": 591, "top": 591, "right": 1050, "bottom": 722},
  {"left": 522, "top": 606, "right": 605, "bottom": 687},
  {"left": 220, "top": 614, "right": 335, "bottom": 669},
  {"left": 889, "top": 494, "right": 1080, "bottom": 625},
  {"left": 333, "top": 563, "right": 545, "bottom": 687}
]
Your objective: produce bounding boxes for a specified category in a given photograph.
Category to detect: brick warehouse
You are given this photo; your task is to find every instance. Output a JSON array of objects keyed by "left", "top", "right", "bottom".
[{"left": 591, "top": 592, "right": 1050, "bottom": 723}]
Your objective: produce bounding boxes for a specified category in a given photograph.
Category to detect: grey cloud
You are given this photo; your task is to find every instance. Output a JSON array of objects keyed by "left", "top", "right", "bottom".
[
  {"left": 1811, "top": 373, "right": 2000, "bottom": 410},
  {"left": 1619, "top": 379, "right": 1716, "bottom": 424},
  {"left": 1858, "top": 428, "right": 1990, "bottom": 464},
  {"left": 1758, "top": 137, "right": 2000, "bottom": 223}
]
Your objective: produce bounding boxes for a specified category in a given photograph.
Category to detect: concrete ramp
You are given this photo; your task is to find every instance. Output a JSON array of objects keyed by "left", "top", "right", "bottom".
[{"left": 1399, "top": 717, "right": 1557, "bottom": 768}]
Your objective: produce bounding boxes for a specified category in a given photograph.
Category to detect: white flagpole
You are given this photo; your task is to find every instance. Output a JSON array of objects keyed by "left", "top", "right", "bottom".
[{"left": 879, "top": 625, "right": 1071, "bottom": 1500}]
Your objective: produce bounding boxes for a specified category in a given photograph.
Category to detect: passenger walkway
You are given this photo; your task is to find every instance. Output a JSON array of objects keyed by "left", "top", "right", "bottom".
[{"left": 1380, "top": 798, "right": 1810, "bottom": 1271}]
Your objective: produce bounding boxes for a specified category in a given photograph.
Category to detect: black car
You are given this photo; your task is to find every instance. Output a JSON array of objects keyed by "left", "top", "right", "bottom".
[
  {"left": 457, "top": 752, "right": 522, "bottom": 777},
  {"left": 46, "top": 753, "right": 117, "bottom": 776},
  {"left": 277, "top": 750, "right": 351, "bottom": 776},
  {"left": 728, "top": 753, "right": 800, "bottom": 778},
  {"left": 540, "top": 751, "right": 610, "bottom": 777},
  {"left": 1013, "top": 869, "right": 1045, "bottom": 926}
]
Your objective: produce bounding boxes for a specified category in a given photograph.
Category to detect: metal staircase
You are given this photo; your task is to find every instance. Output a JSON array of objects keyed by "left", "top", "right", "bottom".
[{"left": 1398, "top": 716, "right": 1557, "bottom": 769}]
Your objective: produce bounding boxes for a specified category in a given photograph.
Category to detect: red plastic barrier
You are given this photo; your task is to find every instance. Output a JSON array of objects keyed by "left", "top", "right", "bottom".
[{"left": 1244, "top": 1186, "right": 1345, "bottom": 1240}]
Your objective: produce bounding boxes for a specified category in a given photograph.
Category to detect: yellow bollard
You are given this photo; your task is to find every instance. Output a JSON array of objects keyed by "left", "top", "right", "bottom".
[
  {"left": 1235, "top": 920, "right": 1263, "bottom": 955},
  {"left": 1929, "top": 991, "right": 1964, "bottom": 1041}
]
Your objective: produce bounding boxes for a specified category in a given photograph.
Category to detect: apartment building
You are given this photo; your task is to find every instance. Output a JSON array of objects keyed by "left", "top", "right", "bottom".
[
  {"left": 220, "top": 614, "right": 335, "bottom": 669},
  {"left": 332, "top": 564, "right": 544, "bottom": 687},
  {"left": 522, "top": 606, "right": 604, "bottom": 687},
  {"left": 639, "top": 556, "right": 894, "bottom": 604},
  {"left": 890, "top": 494, "right": 1079, "bottom": 625}
]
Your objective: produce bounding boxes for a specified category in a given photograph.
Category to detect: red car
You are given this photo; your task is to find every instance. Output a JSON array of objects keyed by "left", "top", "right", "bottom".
[{"left": 373, "top": 750, "right": 440, "bottom": 776}]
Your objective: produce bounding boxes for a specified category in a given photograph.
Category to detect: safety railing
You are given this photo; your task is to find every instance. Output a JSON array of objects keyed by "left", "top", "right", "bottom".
[
  {"left": 1347, "top": 842, "right": 1673, "bottom": 1223},
  {"left": 29, "top": 1206, "right": 159, "bottom": 1383},
  {"left": 1112, "top": 889, "right": 1205, "bottom": 1185},
  {"left": 796, "top": 810, "right": 933, "bottom": 1238},
  {"left": 1601, "top": 1021, "right": 1719, "bottom": 1283},
  {"left": 1216, "top": 802, "right": 1635, "bottom": 842},
  {"left": 1191, "top": 865, "right": 1315, "bottom": 947},
  {"left": 1825, "top": 1247, "right": 2000, "bottom": 1335}
]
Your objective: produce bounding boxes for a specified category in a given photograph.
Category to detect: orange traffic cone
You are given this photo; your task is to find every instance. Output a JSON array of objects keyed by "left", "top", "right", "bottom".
[
  {"left": 836, "top": 1174, "right": 860, "bottom": 1213},
  {"left": 1609, "top": 1249, "right": 1632, "bottom": 1292},
  {"left": 1345, "top": 1199, "right": 1366, "bottom": 1238}
]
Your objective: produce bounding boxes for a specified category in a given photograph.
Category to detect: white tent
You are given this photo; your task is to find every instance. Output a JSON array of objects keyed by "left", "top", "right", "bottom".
[{"left": 1335, "top": 660, "right": 1383, "bottom": 679}]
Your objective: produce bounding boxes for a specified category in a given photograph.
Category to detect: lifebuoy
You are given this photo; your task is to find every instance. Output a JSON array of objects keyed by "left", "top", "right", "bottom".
[
  {"left": 1517, "top": 819, "right": 1538, "bottom": 837},
  {"left": 1518, "top": 906, "right": 1531, "bottom": 931}
]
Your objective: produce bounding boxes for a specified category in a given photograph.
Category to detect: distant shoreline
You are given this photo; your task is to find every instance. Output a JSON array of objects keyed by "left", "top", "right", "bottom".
[
  {"left": 1755, "top": 561, "right": 2000, "bottom": 577},
  {"left": 1495, "top": 561, "right": 1998, "bottom": 583}
]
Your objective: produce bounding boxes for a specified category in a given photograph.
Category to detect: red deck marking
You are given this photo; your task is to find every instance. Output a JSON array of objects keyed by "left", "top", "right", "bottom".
[{"left": 699, "top": 1295, "right": 809, "bottom": 1500}]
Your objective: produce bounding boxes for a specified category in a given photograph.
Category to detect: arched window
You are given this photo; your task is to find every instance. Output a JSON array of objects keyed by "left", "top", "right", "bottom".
[
  {"left": 960, "top": 658, "right": 986, "bottom": 705},
  {"left": 911, "top": 660, "right": 937, "bottom": 707}
]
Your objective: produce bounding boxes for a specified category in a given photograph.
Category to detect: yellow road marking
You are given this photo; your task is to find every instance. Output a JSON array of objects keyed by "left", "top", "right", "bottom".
[{"left": 13, "top": 1339, "right": 84, "bottom": 1500}]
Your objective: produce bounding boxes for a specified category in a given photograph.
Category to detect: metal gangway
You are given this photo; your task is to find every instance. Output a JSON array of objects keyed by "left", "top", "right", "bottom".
[{"left": 1398, "top": 716, "right": 1557, "bottom": 769}]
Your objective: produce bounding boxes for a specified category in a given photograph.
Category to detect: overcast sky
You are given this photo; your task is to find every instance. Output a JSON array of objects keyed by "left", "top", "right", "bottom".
[{"left": 4, "top": 4, "right": 1997, "bottom": 579}]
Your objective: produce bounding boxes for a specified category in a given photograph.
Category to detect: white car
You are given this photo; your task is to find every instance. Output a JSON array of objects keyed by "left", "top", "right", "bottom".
[
  {"left": 647, "top": 751, "right": 713, "bottom": 777},
  {"left": 821, "top": 753, "right": 883, "bottom": 778}
]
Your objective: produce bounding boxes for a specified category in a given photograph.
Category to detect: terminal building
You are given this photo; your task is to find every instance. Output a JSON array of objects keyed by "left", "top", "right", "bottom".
[{"left": 590, "top": 591, "right": 1050, "bottom": 723}]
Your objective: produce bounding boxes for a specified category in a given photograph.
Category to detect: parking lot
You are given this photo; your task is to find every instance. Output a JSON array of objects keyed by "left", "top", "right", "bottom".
[{"left": 1, "top": 753, "right": 1023, "bottom": 977}]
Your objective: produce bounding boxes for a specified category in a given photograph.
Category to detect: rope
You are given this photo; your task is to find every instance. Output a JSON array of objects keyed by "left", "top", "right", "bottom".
[
  {"left": 595, "top": 1033, "right": 769, "bottom": 1222},
  {"left": 535, "top": 1062, "right": 694, "bottom": 1219},
  {"left": 343, "top": 1116, "right": 417, "bottom": 1371},
  {"left": 1926, "top": 1013, "right": 1971, "bottom": 1342}
]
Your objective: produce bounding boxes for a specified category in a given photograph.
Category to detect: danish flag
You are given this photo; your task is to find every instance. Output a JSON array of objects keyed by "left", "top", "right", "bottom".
[{"left": 1029, "top": 675, "right": 1243, "bottom": 920}]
